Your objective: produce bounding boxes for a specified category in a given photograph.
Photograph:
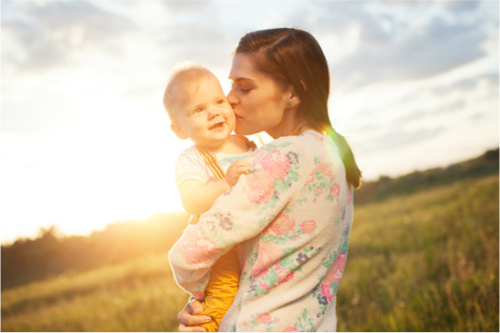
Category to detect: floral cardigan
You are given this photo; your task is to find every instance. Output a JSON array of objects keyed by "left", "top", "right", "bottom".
[{"left": 169, "top": 130, "right": 353, "bottom": 332}]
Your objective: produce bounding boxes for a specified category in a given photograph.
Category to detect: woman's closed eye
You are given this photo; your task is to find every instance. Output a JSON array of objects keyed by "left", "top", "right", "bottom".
[
  {"left": 231, "top": 85, "right": 251, "bottom": 93},
  {"left": 230, "top": 82, "right": 253, "bottom": 93}
]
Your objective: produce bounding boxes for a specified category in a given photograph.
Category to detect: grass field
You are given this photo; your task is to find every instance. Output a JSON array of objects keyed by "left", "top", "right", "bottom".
[
  {"left": 336, "top": 174, "right": 499, "bottom": 332},
  {"left": 1, "top": 174, "right": 498, "bottom": 332}
]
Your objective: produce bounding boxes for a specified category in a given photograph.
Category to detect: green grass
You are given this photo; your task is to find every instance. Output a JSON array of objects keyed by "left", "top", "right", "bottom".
[
  {"left": 337, "top": 174, "right": 499, "bottom": 332},
  {"left": 1, "top": 175, "right": 498, "bottom": 331},
  {"left": 1, "top": 253, "right": 189, "bottom": 332}
]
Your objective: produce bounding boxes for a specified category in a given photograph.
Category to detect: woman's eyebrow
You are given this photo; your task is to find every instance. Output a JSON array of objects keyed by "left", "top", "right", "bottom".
[{"left": 229, "top": 77, "right": 254, "bottom": 83}]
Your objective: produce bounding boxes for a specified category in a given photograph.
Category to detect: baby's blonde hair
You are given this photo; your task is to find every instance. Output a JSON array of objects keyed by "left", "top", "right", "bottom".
[{"left": 163, "top": 61, "right": 214, "bottom": 123}]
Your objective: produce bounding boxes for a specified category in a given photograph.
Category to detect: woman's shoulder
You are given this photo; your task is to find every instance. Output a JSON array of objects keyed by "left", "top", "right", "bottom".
[
  {"left": 258, "top": 130, "right": 328, "bottom": 154},
  {"left": 248, "top": 131, "right": 331, "bottom": 173}
]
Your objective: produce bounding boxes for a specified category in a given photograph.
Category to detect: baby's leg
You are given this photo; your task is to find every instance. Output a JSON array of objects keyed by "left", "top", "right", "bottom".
[{"left": 201, "top": 246, "right": 240, "bottom": 332}]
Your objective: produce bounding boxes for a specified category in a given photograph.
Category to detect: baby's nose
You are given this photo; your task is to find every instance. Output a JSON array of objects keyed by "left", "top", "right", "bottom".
[{"left": 208, "top": 108, "right": 220, "bottom": 119}]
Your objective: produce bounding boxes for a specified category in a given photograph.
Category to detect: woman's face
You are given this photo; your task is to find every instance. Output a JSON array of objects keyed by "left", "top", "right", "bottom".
[{"left": 227, "top": 53, "right": 291, "bottom": 138}]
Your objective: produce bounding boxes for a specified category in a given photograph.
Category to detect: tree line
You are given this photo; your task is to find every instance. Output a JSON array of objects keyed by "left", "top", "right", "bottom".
[
  {"left": 355, "top": 148, "right": 499, "bottom": 204},
  {"left": 2, "top": 148, "right": 498, "bottom": 290},
  {"left": 1, "top": 212, "right": 189, "bottom": 290}
]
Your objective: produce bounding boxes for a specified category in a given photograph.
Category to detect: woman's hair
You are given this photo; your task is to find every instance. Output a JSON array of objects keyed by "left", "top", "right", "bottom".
[{"left": 235, "top": 28, "right": 362, "bottom": 188}]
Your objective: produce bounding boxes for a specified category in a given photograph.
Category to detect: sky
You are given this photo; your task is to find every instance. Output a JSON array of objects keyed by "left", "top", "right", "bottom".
[{"left": 1, "top": 0, "right": 498, "bottom": 244}]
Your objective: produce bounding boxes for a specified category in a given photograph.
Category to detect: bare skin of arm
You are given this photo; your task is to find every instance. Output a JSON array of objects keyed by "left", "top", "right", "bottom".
[{"left": 178, "top": 159, "right": 251, "bottom": 216}]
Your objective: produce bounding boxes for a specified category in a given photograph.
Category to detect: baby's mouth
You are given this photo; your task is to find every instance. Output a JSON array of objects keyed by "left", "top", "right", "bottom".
[{"left": 209, "top": 121, "right": 225, "bottom": 130}]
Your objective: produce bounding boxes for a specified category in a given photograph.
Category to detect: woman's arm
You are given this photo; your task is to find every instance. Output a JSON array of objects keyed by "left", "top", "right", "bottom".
[{"left": 169, "top": 140, "right": 311, "bottom": 294}]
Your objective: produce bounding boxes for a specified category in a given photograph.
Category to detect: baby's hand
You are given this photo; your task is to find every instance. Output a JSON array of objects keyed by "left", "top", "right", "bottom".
[{"left": 225, "top": 159, "right": 252, "bottom": 187}]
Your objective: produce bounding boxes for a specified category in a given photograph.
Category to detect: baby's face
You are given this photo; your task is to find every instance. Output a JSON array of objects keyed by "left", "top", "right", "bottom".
[{"left": 172, "top": 74, "right": 235, "bottom": 149}]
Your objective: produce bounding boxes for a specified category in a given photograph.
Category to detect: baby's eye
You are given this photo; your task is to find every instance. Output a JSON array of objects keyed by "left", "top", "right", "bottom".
[
  {"left": 216, "top": 99, "right": 225, "bottom": 105},
  {"left": 193, "top": 108, "right": 203, "bottom": 114}
]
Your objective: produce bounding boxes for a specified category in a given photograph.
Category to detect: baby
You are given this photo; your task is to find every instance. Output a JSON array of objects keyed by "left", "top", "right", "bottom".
[{"left": 163, "top": 63, "right": 255, "bottom": 332}]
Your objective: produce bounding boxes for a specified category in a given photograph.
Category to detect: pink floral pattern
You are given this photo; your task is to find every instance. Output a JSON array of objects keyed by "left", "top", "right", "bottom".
[
  {"left": 169, "top": 131, "right": 353, "bottom": 332},
  {"left": 328, "top": 252, "right": 347, "bottom": 284},
  {"left": 264, "top": 213, "right": 295, "bottom": 236},
  {"left": 261, "top": 150, "right": 290, "bottom": 179},
  {"left": 178, "top": 230, "right": 222, "bottom": 268},
  {"left": 330, "top": 182, "right": 340, "bottom": 198},
  {"left": 254, "top": 313, "right": 273, "bottom": 324},
  {"left": 304, "top": 171, "right": 315, "bottom": 186},
  {"left": 244, "top": 170, "right": 275, "bottom": 204},
  {"left": 301, "top": 220, "right": 316, "bottom": 234},
  {"left": 320, "top": 253, "right": 346, "bottom": 302},
  {"left": 317, "top": 161, "right": 333, "bottom": 177},
  {"left": 242, "top": 312, "right": 281, "bottom": 330},
  {"left": 347, "top": 185, "right": 352, "bottom": 204},
  {"left": 300, "top": 158, "right": 342, "bottom": 205},
  {"left": 252, "top": 241, "right": 282, "bottom": 278}
]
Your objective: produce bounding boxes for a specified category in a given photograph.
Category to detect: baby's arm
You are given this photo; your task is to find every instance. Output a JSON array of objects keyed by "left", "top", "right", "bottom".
[{"left": 178, "top": 159, "right": 251, "bottom": 216}]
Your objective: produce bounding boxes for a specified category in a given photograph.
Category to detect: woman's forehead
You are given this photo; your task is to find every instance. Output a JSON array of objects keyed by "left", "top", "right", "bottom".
[
  {"left": 229, "top": 53, "right": 269, "bottom": 83},
  {"left": 229, "top": 54, "right": 257, "bottom": 79}
]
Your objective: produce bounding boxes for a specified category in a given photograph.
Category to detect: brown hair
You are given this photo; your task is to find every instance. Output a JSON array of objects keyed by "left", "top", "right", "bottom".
[{"left": 235, "top": 28, "right": 362, "bottom": 188}]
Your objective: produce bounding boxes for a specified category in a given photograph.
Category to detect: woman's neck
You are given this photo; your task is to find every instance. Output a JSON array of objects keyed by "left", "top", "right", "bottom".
[{"left": 265, "top": 108, "right": 315, "bottom": 139}]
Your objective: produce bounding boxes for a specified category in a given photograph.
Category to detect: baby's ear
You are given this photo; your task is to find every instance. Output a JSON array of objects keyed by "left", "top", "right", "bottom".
[{"left": 171, "top": 123, "right": 188, "bottom": 140}]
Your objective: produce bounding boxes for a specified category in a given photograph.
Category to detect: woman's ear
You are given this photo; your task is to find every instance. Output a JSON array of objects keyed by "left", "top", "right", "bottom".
[
  {"left": 286, "top": 86, "right": 301, "bottom": 109},
  {"left": 170, "top": 123, "right": 188, "bottom": 140},
  {"left": 300, "top": 80, "right": 307, "bottom": 91}
]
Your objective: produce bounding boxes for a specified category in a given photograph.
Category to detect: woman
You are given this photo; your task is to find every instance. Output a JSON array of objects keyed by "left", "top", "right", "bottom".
[{"left": 170, "top": 28, "right": 362, "bottom": 332}]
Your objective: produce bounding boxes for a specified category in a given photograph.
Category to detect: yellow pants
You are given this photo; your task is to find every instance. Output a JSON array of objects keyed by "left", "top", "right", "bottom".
[{"left": 200, "top": 246, "right": 240, "bottom": 332}]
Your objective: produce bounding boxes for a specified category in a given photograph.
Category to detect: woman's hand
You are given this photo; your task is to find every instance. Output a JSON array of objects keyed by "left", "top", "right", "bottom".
[
  {"left": 178, "top": 299, "right": 212, "bottom": 332},
  {"left": 225, "top": 159, "right": 252, "bottom": 187}
]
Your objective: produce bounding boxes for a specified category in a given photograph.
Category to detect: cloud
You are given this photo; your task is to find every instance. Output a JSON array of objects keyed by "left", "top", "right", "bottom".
[
  {"left": 389, "top": 71, "right": 497, "bottom": 128},
  {"left": 393, "top": 99, "right": 466, "bottom": 127},
  {"left": 161, "top": 0, "right": 212, "bottom": 13},
  {"left": 335, "top": 20, "right": 485, "bottom": 88},
  {"left": 469, "top": 112, "right": 487, "bottom": 121},
  {"left": 361, "top": 127, "right": 446, "bottom": 151},
  {"left": 2, "top": 1, "right": 135, "bottom": 72},
  {"left": 443, "top": 0, "right": 481, "bottom": 13},
  {"left": 159, "top": 25, "right": 233, "bottom": 69},
  {"left": 153, "top": 2, "right": 264, "bottom": 76},
  {"left": 430, "top": 72, "right": 498, "bottom": 95},
  {"left": 298, "top": 1, "right": 492, "bottom": 89},
  {"left": 1, "top": 95, "right": 76, "bottom": 135}
]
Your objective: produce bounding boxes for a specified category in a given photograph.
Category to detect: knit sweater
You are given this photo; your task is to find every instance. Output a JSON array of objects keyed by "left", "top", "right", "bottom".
[{"left": 169, "top": 130, "right": 353, "bottom": 332}]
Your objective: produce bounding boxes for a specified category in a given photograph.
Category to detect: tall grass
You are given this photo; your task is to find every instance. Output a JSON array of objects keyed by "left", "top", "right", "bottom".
[
  {"left": 337, "top": 174, "right": 499, "bottom": 332},
  {"left": 1, "top": 175, "right": 498, "bottom": 331},
  {"left": 1, "top": 253, "right": 189, "bottom": 332}
]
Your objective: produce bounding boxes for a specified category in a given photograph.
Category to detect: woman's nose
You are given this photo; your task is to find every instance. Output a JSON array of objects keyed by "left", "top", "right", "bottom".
[{"left": 226, "top": 88, "right": 238, "bottom": 107}]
